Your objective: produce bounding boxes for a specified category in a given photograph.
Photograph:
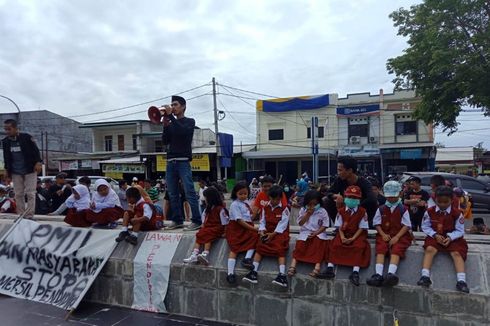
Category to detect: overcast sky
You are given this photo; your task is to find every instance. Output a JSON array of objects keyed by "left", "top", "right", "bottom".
[{"left": 0, "top": 0, "right": 488, "bottom": 147}]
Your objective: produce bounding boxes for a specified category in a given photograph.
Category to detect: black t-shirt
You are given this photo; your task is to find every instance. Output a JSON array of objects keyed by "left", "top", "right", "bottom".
[
  {"left": 48, "top": 184, "right": 72, "bottom": 212},
  {"left": 162, "top": 116, "right": 195, "bottom": 160},
  {"left": 403, "top": 189, "right": 430, "bottom": 220},
  {"left": 327, "top": 176, "right": 378, "bottom": 220}
]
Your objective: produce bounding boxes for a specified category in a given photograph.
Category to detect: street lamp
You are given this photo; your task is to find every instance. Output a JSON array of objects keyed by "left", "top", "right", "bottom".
[{"left": 0, "top": 95, "right": 21, "bottom": 113}]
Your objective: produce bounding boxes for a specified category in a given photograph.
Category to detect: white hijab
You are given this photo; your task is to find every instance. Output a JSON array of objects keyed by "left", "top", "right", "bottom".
[
  {"left": 65, "top": 185, "right": 90, "bottom": 211},
  {"left": 93, "top": 179, "right": 121, "bottom": 207}
]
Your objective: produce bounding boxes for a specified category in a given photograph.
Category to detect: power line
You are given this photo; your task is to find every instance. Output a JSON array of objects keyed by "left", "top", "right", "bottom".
[
  {"left": 217, "top": 97, "right": 255, "bottom": 137},
  {"left": 217, "top": 83, "right": 279, "bottom": 99},
  {"left": 68, "top": 83, "right": 211, "bottom": 118}
]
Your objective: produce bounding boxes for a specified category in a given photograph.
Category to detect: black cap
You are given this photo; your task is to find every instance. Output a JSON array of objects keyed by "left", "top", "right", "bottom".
[
  {"left": 171, "top": 95, "right": 186, "bottom": 106},
  {"left": 408, "top": 176, "right": 421, "bottom": 183},
  {"left": 56, "top": 172, "right": 67, "bottom": 179}
]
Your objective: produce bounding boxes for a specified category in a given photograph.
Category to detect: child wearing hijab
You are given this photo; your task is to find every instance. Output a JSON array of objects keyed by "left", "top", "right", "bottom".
[
  {"left": 86, "top": 179, "right": 124, "bottom": 226},
  {"left": 64, "top": 185, "right": 91, "bottom": 227}
]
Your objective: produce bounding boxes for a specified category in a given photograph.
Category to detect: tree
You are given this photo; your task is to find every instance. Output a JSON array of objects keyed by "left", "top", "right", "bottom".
[{"left": 387, "top": 0, "right": 490, "bottom": 132}]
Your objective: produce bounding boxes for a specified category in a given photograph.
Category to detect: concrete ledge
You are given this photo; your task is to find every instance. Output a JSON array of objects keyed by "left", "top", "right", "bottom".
[{"left": 1, "top": 218, "right": 489, "bottom": 325}]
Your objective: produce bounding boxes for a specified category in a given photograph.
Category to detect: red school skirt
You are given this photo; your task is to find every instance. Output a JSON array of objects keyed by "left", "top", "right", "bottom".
[
  {"left": 64, "top": 208, "right": 91, "bottom": 227},
  {"left": 424, "top": 236, "right": 468, "bottom": 261},
  {"left": 196, "top": 224, "right": 225, "bottom": 244},
  {"left": 256, "top": 232, "right": 290, "bottom": 257},
  {"left": 375, "top": 233, "right": 412, "bottom": 258},
  {"left": 328, "top": 232, "right": 371, "bottom": 268},
  {"left": 86, "top": 207, "right": 124, "bottom": 224},
  {"left": 225, "top": 220, "right": 258, "bottom": 253},
  {"left": 293, "top": 236, "right": 328, "bottom": 264}
]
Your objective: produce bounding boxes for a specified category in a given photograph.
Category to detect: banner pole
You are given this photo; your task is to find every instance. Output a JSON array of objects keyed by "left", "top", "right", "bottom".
[
  {"left": 64, "top": 309, "right": 75, "bottom": 321},
  {"left": 0, "top": 210, "right": 28, "bottom": 243}
]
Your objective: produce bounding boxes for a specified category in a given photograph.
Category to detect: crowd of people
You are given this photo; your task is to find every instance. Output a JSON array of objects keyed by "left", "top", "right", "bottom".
[{"left": 183, "top": 156, "right": 472, "bottom": 294}]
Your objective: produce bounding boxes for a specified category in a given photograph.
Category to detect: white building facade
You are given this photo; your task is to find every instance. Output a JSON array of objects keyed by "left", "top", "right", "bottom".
[{"left": 243, "top": 89, "right": 435, "bottom": 184}]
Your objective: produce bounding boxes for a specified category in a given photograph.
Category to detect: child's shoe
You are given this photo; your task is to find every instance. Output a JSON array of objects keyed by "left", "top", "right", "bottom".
[
  {"left": 325, "top": 266, "right": 336, "bottom": 279},
  {"left": 115, "top": 230, "right": 129, "bottom": 243},
  {"left": 197, "top": 252, "right": 209, "bottom": 266},
  {"left": 243, "top": 270, "right": 258, "bottom": 284},
  {"left": 383, "top": 273, "right": 399, "bottom": 287},
  {"left": 125, "top": 234, "right": 138, "bottom": 245},
  {"left": 226, "top": 274, "right": 237, "bottom": 284},
  {"left": 366, "top": 274, "right": 384, "bottom": 287},
  {"left": 349, "top": 271, "right": 360, "bottom": 286},
  {"left": 183, "top": 253, "right": 198, "bottom": 264},
  {"left": 241, "top": 258, "right": 254, "bottom": 270},
  {"left": 272, "top": 273, "right": 288, "bottom": 287},
  {"left": 417, "top": 276, "right": 432, "bottom": 288},
  {"left": 456, "top": 281, "right": 470, "bottom": 293}
]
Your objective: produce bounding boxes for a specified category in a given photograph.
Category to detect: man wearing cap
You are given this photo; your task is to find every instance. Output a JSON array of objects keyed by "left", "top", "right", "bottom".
[
  {"left": 403, "top": 176, "right": 430, "bottom": 231},
  {"left": 2, "top": 119, "right": 42, "bottom": 218},
  {"left": 161, "top": 95, "right": 202, "bottom": 231},
  {"left": 325, "top": 156, "right": 378, "bottom": 228}
]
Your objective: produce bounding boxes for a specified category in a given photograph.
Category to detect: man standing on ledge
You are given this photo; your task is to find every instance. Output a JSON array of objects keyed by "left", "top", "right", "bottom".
[
  {"left": 162, "top": 95, "right": 202, "bottom": 231},
  {"left": 2, "top": 119, "right": 42, "bottom": 218}
]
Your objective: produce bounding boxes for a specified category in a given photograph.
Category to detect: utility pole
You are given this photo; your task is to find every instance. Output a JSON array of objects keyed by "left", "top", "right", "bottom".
[
  {"left": 212, "top": 77, "right": 222, "bottom": 181},
  {"left": 311, "top": 117, "right": 319, "bottom": 184}
]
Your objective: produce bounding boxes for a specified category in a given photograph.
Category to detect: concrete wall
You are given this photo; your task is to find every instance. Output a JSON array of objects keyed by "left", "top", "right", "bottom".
[{"left": 84, "top": 233, "right": 490, "bottom": 326}]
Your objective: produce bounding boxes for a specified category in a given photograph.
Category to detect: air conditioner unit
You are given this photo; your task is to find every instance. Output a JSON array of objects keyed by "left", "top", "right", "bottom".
[
  {"left": 369, "top": 136, "right": 378, "bottom": 144},
  {"left": 350, "top": 136, "right": 361, "bottom": 144}
]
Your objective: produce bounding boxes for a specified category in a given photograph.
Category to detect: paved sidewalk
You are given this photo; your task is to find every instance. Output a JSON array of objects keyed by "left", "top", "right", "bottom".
[{"left": 0, "top": 296, "right": 234, "bottom": 326}]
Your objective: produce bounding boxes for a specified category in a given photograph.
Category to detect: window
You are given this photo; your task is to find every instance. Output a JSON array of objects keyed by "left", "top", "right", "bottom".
[
  {"left": 132, "top": 134, "right": 138, "bottom": 150},
  {"left": 155, "top": 140, "right": 164, "bottom": 152},
  {"left": 396, "top": 114, "right": 417, "bottom": 135},
  {"left": 117, "top": 135, "right": 124, "bottom": 151},
  {"left": 348, "top": 124, "right": 369, "bottom": 138},
  {"left": 268, "top": 129, "right": 284, "bottom": 140},
  {"left": 460, "top": 179, "right": 486, "bottom": 191},
  {"left": 104, "top": 135, "right": 113, "bottom": 152},
  {"left": 307, "top": 127, "right": 325, "bottom": 139}
]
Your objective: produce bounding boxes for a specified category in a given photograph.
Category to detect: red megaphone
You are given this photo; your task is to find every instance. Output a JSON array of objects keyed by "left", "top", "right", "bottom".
[{"left": 148, "top": 106, "right": 171, "bottom": 126}]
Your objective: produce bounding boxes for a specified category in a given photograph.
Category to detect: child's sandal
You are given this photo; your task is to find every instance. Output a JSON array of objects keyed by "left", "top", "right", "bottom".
[
  {"left": 309, "top": 268, "right": 321, "bottom": 278},
  {"left": 287, "top": 266, "right": 297, "bottom": 277}
]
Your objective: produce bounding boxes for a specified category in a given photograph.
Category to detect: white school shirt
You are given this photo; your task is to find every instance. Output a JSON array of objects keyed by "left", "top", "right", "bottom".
[
  {"left": 135, "top": 198, "right": 153, "bottom": 220},
  {"left": 373, "top": 206, "right": 412, "bottom": 228},
  {"left": 334, "top": 206, "right": 369, "bottom": 229},
  {"left": 259, "top": 202, "right": 289, "bottom": 234},
  {"left": 297, "top": 207, "right": 331, "bottom": 240},
  {"left": 229, "top": 200, "right": 253, "bottom": 223},
  {"left": 201, "top": 206, "right": 229, "bottom": 225},
  {"left": 421, "top": 206, "right": 464, "bottom": 241},
  {"left": 427, "top": 196, "right": 436, "bottom": 209},
  {"left": 0, "top": 200, "right": 11, "bottom": 211}
]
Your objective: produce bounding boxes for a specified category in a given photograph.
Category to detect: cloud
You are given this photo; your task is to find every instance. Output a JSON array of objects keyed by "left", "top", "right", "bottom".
[{"left": 0, "top": 0, "right": 487, "bottom": 147}]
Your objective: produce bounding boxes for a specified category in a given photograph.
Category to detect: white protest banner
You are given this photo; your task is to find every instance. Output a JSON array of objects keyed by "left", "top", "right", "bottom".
[
  {"left": 132, "top": 232, "right": 182, "bottom": 312},
  {"left": 0, "top": 219, "right": 119, "bottom": 310}
]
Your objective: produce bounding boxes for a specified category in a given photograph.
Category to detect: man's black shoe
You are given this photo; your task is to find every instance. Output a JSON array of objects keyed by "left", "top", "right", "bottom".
[{"left": 125, "top": 234, "right": 138, "bottom": 245}]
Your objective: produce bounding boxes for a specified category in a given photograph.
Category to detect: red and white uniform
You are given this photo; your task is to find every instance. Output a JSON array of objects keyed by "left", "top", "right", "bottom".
[
  {"left": 329, "top": 206, "right": 370, "bottom": 268},
  {"left": 86, "top": 179, "right": 124, "bottom": 224},
  {"left": 373, "top": 205, "right": 412, "bottom": 258},
  {"left": 422, "top": 206, "right": 468, "bottom": 260},
  {"left": 256, "top": 202, "right": 290, "bottom": 257},
  {"left": 64, "top": 185, "right": 91, "bottom": 227},
  {"left": 129, "top": 198, "right": 162, "bottom": 231},
  {"left": 0, "top": 197, "right": 16, "bottom": 213},
  {"left": 293, "top": 207, "right": 331, "bottom": 264},
  {"left": 226, "top": 200, "right": 258, "bottom": 253},
  {"left": 196, "top": 205, "right": 228, "bottom": 244}
]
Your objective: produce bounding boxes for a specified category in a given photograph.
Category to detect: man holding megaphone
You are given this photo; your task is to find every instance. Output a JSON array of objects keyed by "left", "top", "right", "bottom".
[{"left": 161, "top": 95, "right": 202, "bottom": 231}]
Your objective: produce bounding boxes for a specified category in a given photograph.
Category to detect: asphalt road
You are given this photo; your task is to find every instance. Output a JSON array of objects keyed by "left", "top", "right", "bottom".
[{"left": 0, "top": 296, "right": 234, "bottom": 326}]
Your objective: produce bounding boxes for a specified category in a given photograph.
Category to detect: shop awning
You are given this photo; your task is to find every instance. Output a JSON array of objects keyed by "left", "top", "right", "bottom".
[
  {"left": 243, "top": 148, "right": 336, "bottom": 159},
  {"left": 98, "top": 156, "right": 143, "bottom": 164}
]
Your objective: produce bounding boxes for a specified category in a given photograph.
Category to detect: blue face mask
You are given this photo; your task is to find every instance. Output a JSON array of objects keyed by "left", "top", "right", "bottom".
[
  {"left": 305, "top": 203, "right": 321, "bottom": 211},
  {"left": 344, "top": 198, "right": 360, "bottom": 209},
  {"left": 284, "top": 187, "right": 290, "bottom": 192},
  {"left": 385, "top": 199, "right": 401, "bottom": 208}
]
